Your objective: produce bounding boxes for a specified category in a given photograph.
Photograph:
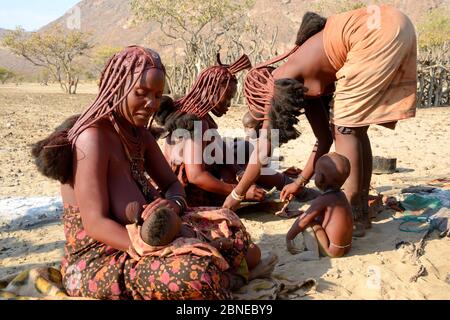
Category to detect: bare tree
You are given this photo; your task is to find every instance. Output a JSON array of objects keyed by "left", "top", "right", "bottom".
[{"left": 131, "top": 0, "right": 256, "bottom": 97}]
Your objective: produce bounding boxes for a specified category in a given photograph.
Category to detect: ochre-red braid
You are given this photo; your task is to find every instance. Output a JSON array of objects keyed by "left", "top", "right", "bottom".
[
  {"left": 244, "top": 46, "right": 300, "bottom": 121},
  {"left": 177, "top": 54, "right": 251, "bottom": 118},
  {"left": 67, "top": 45, "right": 165, "bottom": 143},
  {"left": 227, "top": 54, "right": 252, "bottom": 75}
]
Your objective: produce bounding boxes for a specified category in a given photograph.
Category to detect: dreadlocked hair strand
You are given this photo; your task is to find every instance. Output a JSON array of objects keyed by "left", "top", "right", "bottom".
[
  {"left": 154, "top": 95, "right": 200, "bottom": 137},
  {"left": 270, "top": 79, "right": 308, "bottom": 145},
  {"left": 68, "top": 46, "right": 165, "bottom": 143},
  {"left": 243, "top": 46, "right": 301, "bottom": 121},
  {"left": 31, "top": 114, "right": 80, "bottom": 184},
  {"left": 31, "top": 46, "right": 165, "bottom": 184},
  {"left": 295, "top": 12, "right": 327, "bottom": 46},
  {"left": 177, "top": 54, "right": 251, "bottom": 118},
  {"left": 155, "top": 54, "right": 251, "bottom": 136}
]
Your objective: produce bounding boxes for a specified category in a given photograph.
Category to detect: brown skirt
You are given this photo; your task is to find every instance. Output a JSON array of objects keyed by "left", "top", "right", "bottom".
[{"left": 60, "top": 205, "right": 238, "bottom": 300}]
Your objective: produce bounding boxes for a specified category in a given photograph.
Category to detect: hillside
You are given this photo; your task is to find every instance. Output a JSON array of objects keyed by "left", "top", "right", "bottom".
[
  {"left": 0, "top": 0, "right": 447, "bottom": 77},
  {"left": 41, "top": 0, "right": 448, "bottom": 48},
  {"left": 0, "top": 28, "right": 40, "bottom": 77}
]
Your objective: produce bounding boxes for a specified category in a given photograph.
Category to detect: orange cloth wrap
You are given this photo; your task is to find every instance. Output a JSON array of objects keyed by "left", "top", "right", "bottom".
[{"left": 323, "top": 5, "right": 417, "bottom": 127}]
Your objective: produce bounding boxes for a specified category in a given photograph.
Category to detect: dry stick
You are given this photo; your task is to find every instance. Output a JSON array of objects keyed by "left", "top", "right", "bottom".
[
  {"left": 413, "top": 228, "right": 433, "bottom": 260},
  {"left": 428, "top": 68, "right": 434, "bottom": 107},
  {"left": 264, "top": 187, "right": 277, "bottom": 197},
  {"left": 275, "top": 200, "right": 290, "bottom": 216},
  {"left": 408, "top": 228, "right": 433, "bottom": 283},
  {"left": 435, "top": 69, "right": 442, "bottom": 106},
  {"left": 410, "top": 265, "right": 427, "bottom": 283}
]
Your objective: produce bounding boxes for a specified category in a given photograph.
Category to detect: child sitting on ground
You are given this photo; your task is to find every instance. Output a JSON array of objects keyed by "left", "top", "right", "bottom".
[{"left": 286, "top": 152, "right": 353, "bottom": 259}]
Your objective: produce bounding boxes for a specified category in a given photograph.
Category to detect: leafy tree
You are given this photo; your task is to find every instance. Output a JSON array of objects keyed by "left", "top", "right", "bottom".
[
  {"left": 131, "top": 0, "right": 255, "bottom": 95},
  {"left": 417, "top": 8, "right": 450, "bottom": 50},
  {"left": 91, "top": 45, "right": 122, "bottom": 75},
  {"left": 313, "top": 0, "right": 366, "bottom": 15},
  {"left": 0, "top": 67, "right": 16, "bottom": 84},
  {"left": 2, "top": 26, "right": 93, "bottom": 94},
  {"left": 38, "top": 69, "right": 51, "bottom": 86}
]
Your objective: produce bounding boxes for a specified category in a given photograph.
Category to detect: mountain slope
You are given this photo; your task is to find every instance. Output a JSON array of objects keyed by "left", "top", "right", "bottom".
[{"left": 1, "top": 0, "right": 447, "bottom": 77}]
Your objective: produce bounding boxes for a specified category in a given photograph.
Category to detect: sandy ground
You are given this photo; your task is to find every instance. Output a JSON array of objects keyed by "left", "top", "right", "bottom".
[{"left": 0, "top": 83, "right": 449, "bottom": 299}]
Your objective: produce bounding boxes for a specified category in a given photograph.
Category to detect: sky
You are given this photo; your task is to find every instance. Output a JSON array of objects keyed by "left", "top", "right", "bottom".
[{"left": 0, "top": 0, "right": 81, "bottom": 31}]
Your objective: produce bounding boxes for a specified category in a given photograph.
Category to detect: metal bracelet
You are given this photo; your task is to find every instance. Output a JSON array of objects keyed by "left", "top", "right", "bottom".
[
  {"left": 231, "top": 189, "right": 245, "bottom": 202},
  {"left": 294, "top": 174, "right": 309, "bottom": 187},
  {"left": 168, "top": 195, "right": 187, "bottom": 214}
]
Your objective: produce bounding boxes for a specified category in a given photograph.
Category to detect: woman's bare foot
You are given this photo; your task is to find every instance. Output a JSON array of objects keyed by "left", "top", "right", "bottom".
[{"left": 248, "top": 252, "right": 278, "bottom": 281}]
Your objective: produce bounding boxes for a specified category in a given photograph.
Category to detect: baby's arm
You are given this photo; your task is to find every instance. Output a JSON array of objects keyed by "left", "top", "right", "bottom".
[
  {"left": 209, "top": 238, "right": 234, "bottom": 251},
  {"left": 177, "top": 224, "right": 233, "bottom": 251},
  {"left": 179, "top": 223, "right": 197, "bottom": 238},
  {"left": 286, "top": 196, "right": 327, "bottom": 252}
]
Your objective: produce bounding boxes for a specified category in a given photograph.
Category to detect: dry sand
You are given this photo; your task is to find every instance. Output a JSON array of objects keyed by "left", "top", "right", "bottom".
[{"left": 1, "top": 83, "right": 449, "bottom": 299}]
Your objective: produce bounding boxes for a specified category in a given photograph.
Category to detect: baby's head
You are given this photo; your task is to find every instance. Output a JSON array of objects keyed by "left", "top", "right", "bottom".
[
  {"left": 126, "top": 202, "right": 181, "bottom": 246},
  {"left": 242, "top": 111, "right": 262, "bottom": 138},
  {"left": 140, "top": 207, "right": 182, "bottom": 246},
  {"left": 314, "top": 153, "right": 350, "bottom": 192}
]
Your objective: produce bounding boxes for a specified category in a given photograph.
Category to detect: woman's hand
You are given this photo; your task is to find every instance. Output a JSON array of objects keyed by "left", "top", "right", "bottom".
[
  {"left": 245, "top": 185, "right": 266, "bottom": 202},
  {"left": 280, "top": 182, "right": 304, "bottom": 202},
  {"left": 222, "top": 194, "right": 242, "bottom": 211},
  {"left": 223, "top": 184, "right": 266, "bottom": 210},
  {"left": 141, "top": 197, "right": 180, "bottom": 221}
]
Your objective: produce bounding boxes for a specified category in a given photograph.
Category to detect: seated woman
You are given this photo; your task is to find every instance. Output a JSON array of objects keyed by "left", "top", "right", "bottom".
[
  {"left": 31, "top": 46, "right": 276, "bottom": 300},
  {"left": 155, "top": 54, "right": 292, "bottom": 208}
]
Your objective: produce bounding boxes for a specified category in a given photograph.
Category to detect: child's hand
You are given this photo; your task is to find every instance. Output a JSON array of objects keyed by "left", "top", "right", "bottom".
[
  {"left": 286, "top": 237, "right": 303, "bottom": 255},
  {"left": 125, "top": 201, "right": 143, "bottom": 224},
  {"left": 280, "top": 182, "right": 303, "bottom": 202},
  {"left": 286, "top": 218, "right": 303, "bottom": 254}
]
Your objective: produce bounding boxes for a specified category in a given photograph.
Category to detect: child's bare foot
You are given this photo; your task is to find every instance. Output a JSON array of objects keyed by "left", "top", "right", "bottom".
[
  {"left": 227, "top": 273, "right": 247, "bottom": 291},
  {"left": 248, "top": 252, "right": 278, "bottom": 281}
]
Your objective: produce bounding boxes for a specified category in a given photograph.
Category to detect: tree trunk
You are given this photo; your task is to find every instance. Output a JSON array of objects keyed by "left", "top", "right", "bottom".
[
  {"left": 59, "top": 81, "right": 69, "bottom": 93},
  {"left": 69, "top": 76, "right": 79, "bottom": 94}
]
